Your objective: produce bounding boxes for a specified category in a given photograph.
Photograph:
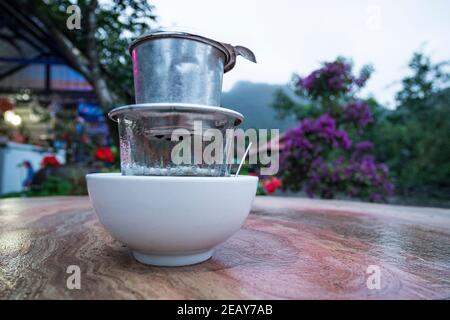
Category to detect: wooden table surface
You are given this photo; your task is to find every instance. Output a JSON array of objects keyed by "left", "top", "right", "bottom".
[{"left": 0, "top": 196, "right": 449, "bottom": 300}]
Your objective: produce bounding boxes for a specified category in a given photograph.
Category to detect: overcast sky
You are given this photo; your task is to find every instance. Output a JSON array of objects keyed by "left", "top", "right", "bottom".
[{"left": 153, "top": 0, "right": 450, "bottom": 107}]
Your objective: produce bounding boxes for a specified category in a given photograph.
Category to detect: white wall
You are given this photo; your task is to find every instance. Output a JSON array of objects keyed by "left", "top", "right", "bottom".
[{"left": 0, "top": 142, "right": 65, "bottom": 195}]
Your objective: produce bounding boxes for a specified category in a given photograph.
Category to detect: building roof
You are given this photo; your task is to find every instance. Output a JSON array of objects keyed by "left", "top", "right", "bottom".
[{"left": 0, "top": 1, "right": 94, "bottom": 98}]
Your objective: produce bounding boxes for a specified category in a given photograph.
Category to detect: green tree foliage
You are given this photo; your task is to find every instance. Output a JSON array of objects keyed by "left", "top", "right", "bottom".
[{"left": 373, "top": 52, "right": 450, "bottom": 198}]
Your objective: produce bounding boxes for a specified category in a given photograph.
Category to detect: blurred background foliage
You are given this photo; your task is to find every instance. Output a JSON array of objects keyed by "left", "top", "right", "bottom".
[
  {"left": 272, "top": 51, "right": 450, "bottom": 206},
  {"left": 2, "top": 1, "right": 448, "bottom": 207},
  {"left": 371, "top": 52, "right": 450, "bottom": 203}
]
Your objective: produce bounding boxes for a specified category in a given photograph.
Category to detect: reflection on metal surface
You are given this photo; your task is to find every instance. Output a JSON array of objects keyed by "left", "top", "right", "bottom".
[{"left": 129, "top": 30, "right": 256, "bottom": 105}]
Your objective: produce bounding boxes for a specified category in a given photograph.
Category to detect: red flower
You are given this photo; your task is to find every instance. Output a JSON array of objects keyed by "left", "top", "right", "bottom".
[
  {"left": 95, "top": 147, "right": 114, "bottom": 163},
  {"left": 262, "top": 177, "right": 282, "bottom": 194},
  {"left": 41, "top": 155, "right": 60, "bottom": 167},
  {"left": 0, "top": 97, "right": 14, "bottom": 112}
]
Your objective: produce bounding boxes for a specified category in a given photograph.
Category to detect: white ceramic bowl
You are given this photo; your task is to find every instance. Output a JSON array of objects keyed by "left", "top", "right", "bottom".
[{"left": 86, "top": 173, "right": 258, "bottom": 266}]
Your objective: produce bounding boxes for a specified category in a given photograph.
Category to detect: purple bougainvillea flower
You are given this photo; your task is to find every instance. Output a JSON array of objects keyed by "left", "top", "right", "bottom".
[
  {"left": 355, "top": 141, "right": 374, "bottom": 152},
  {"left": 281, "top": 59, "right": 391, "bottom": 202},
  {"left": 299, "top": 70, "right": 319, "bottom": 90},
  {"left": 344, "top": 101, "right": 373, "bottom": 129}
]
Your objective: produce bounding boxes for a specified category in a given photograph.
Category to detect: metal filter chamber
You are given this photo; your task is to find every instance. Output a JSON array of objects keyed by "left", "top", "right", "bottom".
[{"left": 129, "top": 30, "right": 256, "bottom": 106}]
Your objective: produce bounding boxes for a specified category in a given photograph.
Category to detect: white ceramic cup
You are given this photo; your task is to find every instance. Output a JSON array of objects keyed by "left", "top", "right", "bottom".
[{"left": 86, "top": 173, "right": 258, "bottom": 266}]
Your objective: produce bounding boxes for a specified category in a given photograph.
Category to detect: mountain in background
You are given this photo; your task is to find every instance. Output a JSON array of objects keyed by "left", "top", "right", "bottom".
[{"left": 221, "top": 81, "right": 298, "bottom": 131}]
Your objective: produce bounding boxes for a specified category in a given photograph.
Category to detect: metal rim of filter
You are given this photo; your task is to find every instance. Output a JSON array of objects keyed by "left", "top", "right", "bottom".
[
  {"left": 108, "top": 103, "right": 245, "bottom": 127},
  {"left": 128, "top": 31, "right": 238, "bottom": 72}
]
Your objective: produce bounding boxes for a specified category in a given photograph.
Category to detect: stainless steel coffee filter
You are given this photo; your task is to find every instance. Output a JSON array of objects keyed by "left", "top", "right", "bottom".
[{"left": 129, "top": 30, "right": 256, "bottom": 106}]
